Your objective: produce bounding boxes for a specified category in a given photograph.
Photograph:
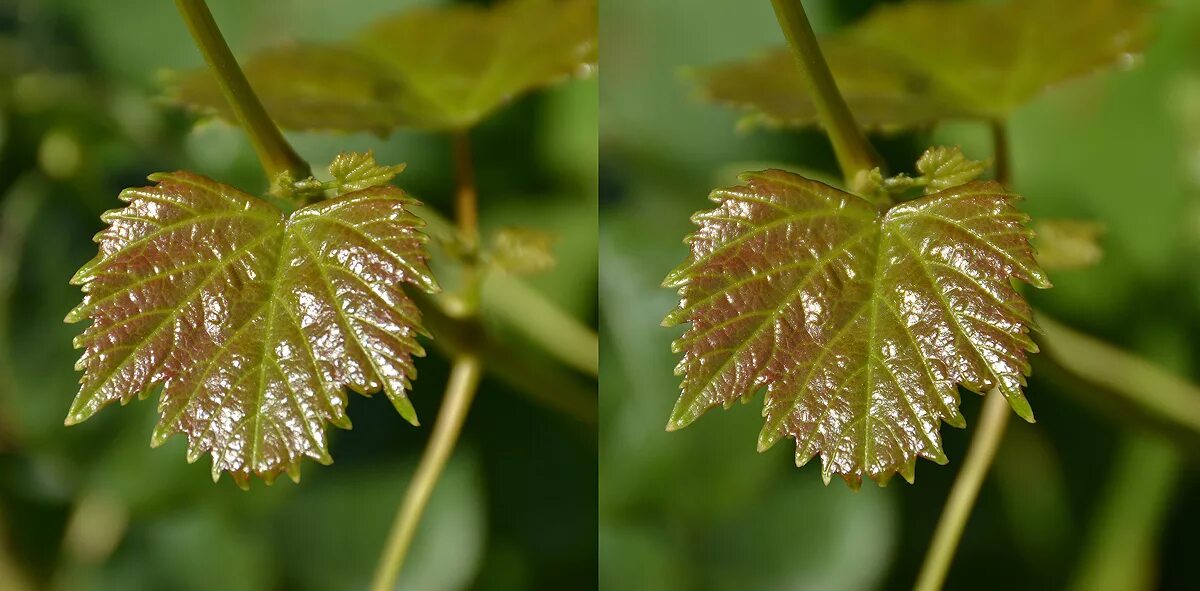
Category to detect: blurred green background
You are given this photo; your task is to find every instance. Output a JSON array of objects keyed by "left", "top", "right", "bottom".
[
  {"left": 600, "top": 0, "right": 1200, "bottom": 589},
  {"left": 0, "top": 0, "right": 597, "bottom": 589}
]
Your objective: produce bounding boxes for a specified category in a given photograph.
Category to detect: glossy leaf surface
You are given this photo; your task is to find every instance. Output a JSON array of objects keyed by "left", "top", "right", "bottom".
[
  {"left": 66, "top": 167, "right": 437, "bottom": 487},
  {"left": 168, "top": 0, "right": 597, "bottom": 132},
  {"left": 664, "top": 171, "right": 1050, "bottom": 486},
  {"left": 692, "top": 0, "right": 1150, "bottom": 131}
]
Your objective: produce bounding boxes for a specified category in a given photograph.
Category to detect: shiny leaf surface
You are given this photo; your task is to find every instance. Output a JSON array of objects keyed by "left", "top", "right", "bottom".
[
  {"left": 167, "top": 0, "right": 597, "bottom": 132},
  {"left": 663, "top": 171, "right": 1050, "bottom": 487},
  {"left": 66, "top": 169, "right": 438, "bottom": 487},
  {"left": 692, "top": 0, "right": 1150, "bottom": 131}
]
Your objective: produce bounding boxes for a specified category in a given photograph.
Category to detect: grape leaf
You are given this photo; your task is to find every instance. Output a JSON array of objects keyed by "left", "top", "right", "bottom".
[
  {"left": 65, "top": 162, "right": 438, "bottom": 487},
  {"left": 663, "top": 170, "right": 1050, "bottom": 487},
  {"left": 167, "top": 0, "right": 597, "bottom": 133},
  {"left": 692, "top": 0, "right": 1150, "bottom": 131},
  {"left": 328, "top": 151, "right": 406, "bottom": 193}
]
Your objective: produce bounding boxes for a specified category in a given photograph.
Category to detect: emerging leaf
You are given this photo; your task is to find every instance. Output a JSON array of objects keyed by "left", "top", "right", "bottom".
[
  {"left": 692, "top": 0, "right": 1150, "bottom": 131},
  {"left": 663, "top": 171, "right": 1050, "bottom": 487},
  {"left": 167, "top": 0, "right": 597, "bottom": 132},
  {"left": 66, "top": 170, "right": 438, "bottom": 487},
  {"left": 916, "top": 147, "right": 989, "bottom": 194},
  {"left": 328, "top": 151, "right": 406, "bottom": 194},
  {"left": 1033, "top": 219, "right": 1106, "bottom": 270}
]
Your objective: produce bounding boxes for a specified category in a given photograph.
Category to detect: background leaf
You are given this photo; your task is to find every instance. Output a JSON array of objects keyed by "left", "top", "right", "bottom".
[
  {"left": 67, "top": 170, "right": 437, "bottom": 487},
  {"left": 167, "top": 0, "right": 598, "bottom": 132},
  {"left": 664, "top": 171, "right": 1049, "bottom": 486},
  {"left": 691, "top": 0, "right": 1151, "bottom": 131}
]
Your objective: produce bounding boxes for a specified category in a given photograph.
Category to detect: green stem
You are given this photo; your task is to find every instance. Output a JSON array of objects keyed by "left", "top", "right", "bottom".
[
  {"left": 481, "top": 273, "right": 599, "bottom": 376},
  {"left": 415, "top": 291, "right": 596, "bottom": 426},
  {"left": 990, "top": 120, "right": 1011, "bottom": 186},
  {"left": 1035, "top": 310, "right": 1200, "bottom": 437},
  {"left": 174, "top": 0, "right": 311, "bottom": 184},
  {"left": 769, "top": 0, "right": 882, "bottom": 185},
  {"left": 371, "top": 356, "right": 482, "bottom": 591},
  {"left": 914, "top": 389, "right": 1011, "bottom": 591},
  {"left": 453, "top": 131, "right": 479, "bottom": 247}
]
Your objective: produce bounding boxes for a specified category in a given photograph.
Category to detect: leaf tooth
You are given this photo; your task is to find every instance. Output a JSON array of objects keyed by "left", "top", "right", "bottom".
[
  {"left": 930, "top": 444, "right": 949, "bottom": 465},
  {"left": 150, "top": 420, "right": 175, "bottom": 448},
  {"left": 388, "top": 393, "right": 420, "bottom": 427},
  {"left": 944, "top": 408, "right": 967, "bottom": 429},
  {"left": 820, "top": 457, "right": 834, "bottom": 486},
  {"left": 842, "top": 473, "right": 863, "bottom": 491},
  {"left": 757, "top": 422, "right": 783, "bottom": 453},
  {"left": 1002, "top": 389, "right": 1036, "bottom": 423},
  {"left": 186, "top": 442, "right": 204, "bottom": 464},
  {"left": 665, "top": 396, "right": 702, "bottom": 432},
  {"left": 899, "top": 457, "right": 918, "bottom": 484},
  {"left": 286, "top": 461, "right": 302, "bottom": 484}
]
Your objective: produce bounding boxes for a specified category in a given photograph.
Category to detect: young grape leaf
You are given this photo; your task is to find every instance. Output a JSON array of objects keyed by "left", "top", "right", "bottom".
[
  {"left": 328, "top": 151, "right": 406, "bottom": 193},
  {"left": 663, "top": 170, "right": 1050, "bottom": 487},
  {"left": 65, "top": 163, "right": 438, "bottom": 488},
  {"left": 692, "top": 0, "right": 1150, "bottom": 131},
  {"left": 167, "top": 0, "right": 597, "bottom": 133}
]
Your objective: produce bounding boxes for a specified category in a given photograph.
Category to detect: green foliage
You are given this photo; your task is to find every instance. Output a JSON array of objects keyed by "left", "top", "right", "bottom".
[
  {"left": 663, "top": 152, "right": 1049, "bottom": 487},
  {"left": 167, "top": 0, "right": 598, "bottom": 133},
  {"left": 65, "top": 154, "right": 438, "bottom": 488},
  {"left": 692, "top": 0, "right": 1151, "bottom": 131}
]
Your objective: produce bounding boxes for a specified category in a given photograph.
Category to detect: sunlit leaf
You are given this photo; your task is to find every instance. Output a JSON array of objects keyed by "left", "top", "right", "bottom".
[
  {"left": 65, "top": 164, "right": 438, "bottom": 487},
  {"left": 1033, "top": 219, "right": 1105, "bottom": 271},
  {"left": 663, "top": 170, "right": 1049, "bottom": 487},
  {"left": 692, "top": 0, "right": 1150, "bottom": 131},
  {"left": 167, "top": 0, "right": 597, "bottom": 132}
]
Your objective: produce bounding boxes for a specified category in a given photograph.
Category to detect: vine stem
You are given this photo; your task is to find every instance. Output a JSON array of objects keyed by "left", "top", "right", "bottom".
[
  {"left": 371, "top": 356, "right": 482, "bottom": 591},
  {"left": 453, "top": 131, "right": 479, "bottom": 246},
  {"left": 914, "top": 390, "right": 1010, "bottom": 591},
  {"left": 769, "top": 0, "right": 882, "bottom": 185},
  {"left": 174, "top": 0, "right": 311, "bottom": 183}
]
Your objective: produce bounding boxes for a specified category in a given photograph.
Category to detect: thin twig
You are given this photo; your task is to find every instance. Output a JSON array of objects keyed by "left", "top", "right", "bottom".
[
  {"left": 370, "top": 356, "right": 483, "bottom": 591},
  {"left": 914, "top": 390, "right": 1011, "bottom": 591}
]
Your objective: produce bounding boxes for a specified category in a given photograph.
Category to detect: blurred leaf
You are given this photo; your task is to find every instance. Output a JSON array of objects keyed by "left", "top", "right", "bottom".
[
  {"left": 1034, "top": 219, "right": 1106, "bottom": 271},
  {"left": 692, "top": 0, "right": 1150, "bottom": 131},
  {"left": 65, "top": 164, "right": 437, "bottom": 487},
  {"left": 168, "top": 0, "right": 598, "bottom": 132},
  {"left": 663, "top": 168, "right": 1048, "bottom": 487},
  {"left": 490, "top": 227, "right": 557, "bottom": 275}
]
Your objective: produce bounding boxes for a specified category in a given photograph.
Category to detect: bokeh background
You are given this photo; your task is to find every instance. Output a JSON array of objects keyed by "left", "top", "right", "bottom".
[
  {"left": 0, "top": 0, "right": 597, "bottom": 589},
  {"left": 600, "top": 0, "right": 1200, "bottom": 589}
]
